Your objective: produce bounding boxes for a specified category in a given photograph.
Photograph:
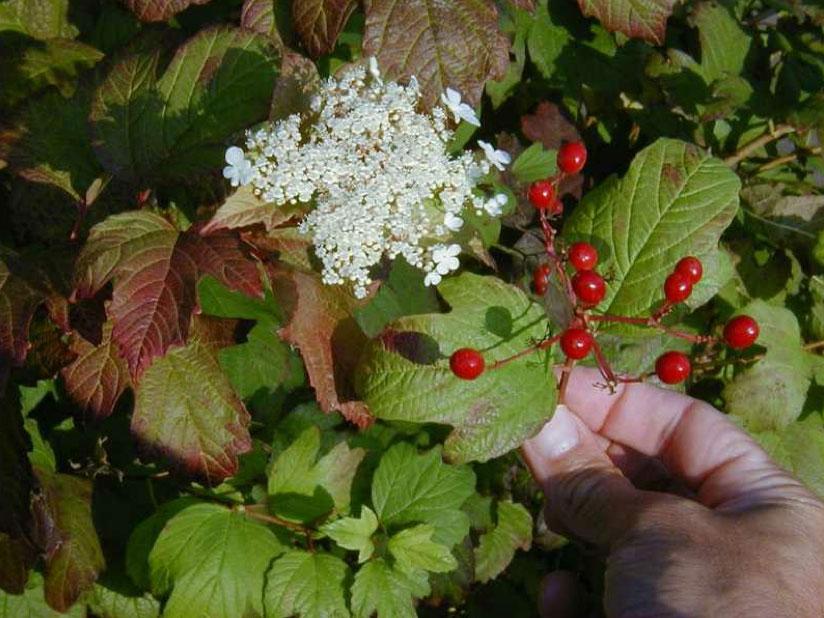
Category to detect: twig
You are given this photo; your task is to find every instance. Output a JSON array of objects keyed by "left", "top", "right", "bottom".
[
  {"left": 724, "top": 124, "right": 795, "bottom": 167},
  {"left": 757, "top": 146, "right": 823, "bottom": 173}
]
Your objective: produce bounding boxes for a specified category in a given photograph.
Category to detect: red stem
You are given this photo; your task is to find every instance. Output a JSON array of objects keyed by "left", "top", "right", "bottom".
[{"left": 489, "top": 334, "right": 560, "bottom": 370}]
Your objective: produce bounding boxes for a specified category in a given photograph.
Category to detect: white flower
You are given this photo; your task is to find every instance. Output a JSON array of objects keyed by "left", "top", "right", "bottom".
[
  {"left": 440, "top": 87, "right": 480, "bottom": 127},
  {"left": 222, "top": 146, "right": 253, "bottom": 187},
  {"left": 232, "top": 64, "right": 501, "bottom": 296},
  {"left": 368, "top": 56, "right": 382, "bottom": 82},
  {"left": 478, "top": 140, "right": 511, "bottom": 171},
  {"left": 424, "top": 271, "right": 442, "bottom": 287},
  {"left": 444, "top": 211, "right": 464, "bottom": 231},
  {"left": 433, "top": 243, "right": 461, "bottom": 275},
  {"left": 484, "top": 193, "right": 508, "bottom": 217}
]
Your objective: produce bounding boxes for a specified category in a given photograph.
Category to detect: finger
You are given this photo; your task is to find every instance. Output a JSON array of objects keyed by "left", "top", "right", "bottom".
[
  {"left": 539, "top": 570, "right": 586, "bottom": 618},
  {"left": 523, "top": 405, "right": 647, "bottom": 547},
  {"left": 562, "top": 367, "right": 810, "bottom": 509}
]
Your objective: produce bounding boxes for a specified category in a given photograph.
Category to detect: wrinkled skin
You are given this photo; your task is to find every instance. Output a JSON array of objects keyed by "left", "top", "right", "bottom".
[{"left": 523, "top": 368, "right": 824, "bottom": 618}]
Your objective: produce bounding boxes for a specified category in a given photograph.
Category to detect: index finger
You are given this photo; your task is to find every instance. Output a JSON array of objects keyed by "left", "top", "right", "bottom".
[{"left": 561, "top": 367, "right": 808, "bottom": 509}]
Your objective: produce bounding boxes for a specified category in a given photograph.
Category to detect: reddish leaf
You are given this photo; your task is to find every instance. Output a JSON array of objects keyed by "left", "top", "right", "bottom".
[
  {"left": 293, "top": 0, "right": 358, "bottom": 58},
  {"left": 74, "top": 212, "right": 263, "bottom": 378},
  {"left": 0, "top": 393, "right": 37, "bottom": 594},
  {"left": 31, "top": 468, "right": 104, "bottom": 612},
  {"left": 509, "top": 0, "right": 536, "bottom": 9},
  {"left": 0, "top": 250, "right": 48, "bottom": 367},
  {"left": 271, "top": 266, "right": 373, "bottom": 427},
  {"left": 123, "top": 0, "right": 211, "bottom": 21},
  {"left": 60, "top": 322, "right": 131, "bottom": 422},
  {"left": 131, "top": 339, "right": 252, "bottom": 482},
  {"left": 576, "top": 0, "right": 676, "bottom": 44},
  {"left": 362, "top": 0, "right": 510, "bottom": 108},
  {"left": 520, "top": 102, "right": 584, "bottom": 198}
]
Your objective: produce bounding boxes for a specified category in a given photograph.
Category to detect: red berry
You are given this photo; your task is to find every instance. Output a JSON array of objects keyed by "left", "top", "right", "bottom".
[
  {"left": 557, "top": 142, "right": 587, "bottom": 175},
  {"left": 572, "top": 271, "right": 606, "bottom": 306},
  {"left": 723, "top": 315, "right": 760, "bottom": 350},
  {"left": 450, "top": 348, "right": 485, "bottom": 380},
  {"left": 664, "top": 272, "right": 692, "bottom": 303},
  {"left": 533, "top": 263, "right": 551, "bottom": 296},
  {"left": 560, "top": 328, "right": 593, "bottom": 360},
  {"left": 568, "top": 242, "right": 598, "bottom": 271},
  {"left": 655, "top": 351, "right": 691, "bottom": 384},
  {"left": 675, "top": 256, "right": 703, "bottom": 285},
  {"left": 528, "top": 180, "right": 556, "bottom": 210}
]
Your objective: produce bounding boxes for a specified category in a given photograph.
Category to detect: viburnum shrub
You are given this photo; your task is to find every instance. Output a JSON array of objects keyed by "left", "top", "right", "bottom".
[{"left": 2, "top": 0, "right": 824, "bottom": 616}]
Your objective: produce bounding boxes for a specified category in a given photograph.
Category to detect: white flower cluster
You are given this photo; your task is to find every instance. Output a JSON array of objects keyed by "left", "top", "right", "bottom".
[{"left": 223, "top": 59, "right": 510, "bottom": 298}]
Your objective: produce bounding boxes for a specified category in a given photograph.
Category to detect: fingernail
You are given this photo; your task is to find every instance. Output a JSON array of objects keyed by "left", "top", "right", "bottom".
[{"left": 533, "top": 405, "right": 580, "bottom": 460}]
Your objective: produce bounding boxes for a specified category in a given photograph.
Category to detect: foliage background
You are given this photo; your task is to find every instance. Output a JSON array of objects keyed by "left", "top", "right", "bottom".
[{"left": 1, "top": 0, "right": 824, "bottom": 616}]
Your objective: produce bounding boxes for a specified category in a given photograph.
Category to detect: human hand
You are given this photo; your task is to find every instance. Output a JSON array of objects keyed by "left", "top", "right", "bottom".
[{"left": 522, "top": 367, "right": 824, "bottom": 617}]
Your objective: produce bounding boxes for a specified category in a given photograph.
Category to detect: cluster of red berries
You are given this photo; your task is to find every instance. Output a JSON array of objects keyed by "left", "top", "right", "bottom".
[{"left": 448, "top": 140, "right": 761, "bottom": 388}]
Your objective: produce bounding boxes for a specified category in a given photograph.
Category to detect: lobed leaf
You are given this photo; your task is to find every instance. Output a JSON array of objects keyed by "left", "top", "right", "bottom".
[
  {"left": 473, "top": 500, "right": 532, "bottom": 582},
  {"left": 371, "top": 443, "right": 475, "bottom": 547},
  {"left": 356, "top": 273, "right": 556, "bottom": 462},
  {"left": 74, "top": 211, "right": 262, "bottom": 378},
  {"left": 132, "top": 339, "right": 252, "bottom": 482},
  {"left": 148, "top": 502, "right": 285, "bottom": 618},
  {"left": 0, "top": 251, "right": 48, "bottom": 368},
  {"left": 322, "top": 506, "right": 379, "bottom": 563},
  {"left": 90, "top": 27, "right": 280, "bottom": 184},
  {"left": 387, "top": 524, "right": 457, "bottom": 574},
  {"left": 0, "top": 0, "right": 78, "bottom": 40},
  {"left": 576, "top": 0, "right": 676, "bottom": 44},
  {"left": 351, "top": 559, "right": 429, "bottom": 618},
  {"left": 271, "top": 267, "right": 372, "bottom": 427},
  {"left": 60, "top": 322, "right": 131, "bottom": 422},
  {"left": 0, "top": 572, "right": 84, "bottom": 618},
  {"left": 263, "top": 551, "right": 350, "bottom": 618},
  {"left": 362, "top": 0, "right": 510, "bottom": 108}
]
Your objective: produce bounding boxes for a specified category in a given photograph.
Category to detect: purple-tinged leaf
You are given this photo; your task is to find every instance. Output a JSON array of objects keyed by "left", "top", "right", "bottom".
[
  {"left": 122, "top": 0, "right": 210, "bottom": 22},
  {"left": 131, "top": 339, "right": 252, "bottom": 483},
  {"left": 60, "top": 322, "right": 131, "bottom": 422},
  {"left": 362, "top": 0, "right": 510, "bottom": 108},
  {"left": 0, "top": 250, "right": 48, "bottom": 368},
  {"left": 74, "top": 211, "right": 263, "bottom": 378},
  {"left": 576, "top": 0, "right": 676, "bottom": 44},
  {"left": 293, "top": 0, "right": 358, "bottom": 58},
  {"left": 31, "top": 469, "right": 104, "bottom": 612}
]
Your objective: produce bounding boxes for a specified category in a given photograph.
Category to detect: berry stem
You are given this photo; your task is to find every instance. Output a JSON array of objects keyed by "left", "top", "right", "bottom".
[
  {"left": 590, "top": 336, "right": 617, "bottom": 387},
  {"left": 538, "top": 209, "right": 575, "bottom": 299},
  {"left": 589, "top": 313, "right": 716, "bottom": 344},
  {"left": 489, "top": 334, "right": 560, "bottom": 370},
  {"left": 558, "top": 356, "right": 574, "bottom": 403}
]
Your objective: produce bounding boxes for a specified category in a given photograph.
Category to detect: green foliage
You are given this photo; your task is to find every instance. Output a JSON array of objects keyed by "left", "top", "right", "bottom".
[{"left": 2, "top": 0, "right": 824, "bottom": 615}]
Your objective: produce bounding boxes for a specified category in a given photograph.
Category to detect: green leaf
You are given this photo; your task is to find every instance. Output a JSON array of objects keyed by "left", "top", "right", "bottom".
[
  {"left": 321, "top": 506, "right": 379, "bottom": 563},
  {"left": 132, "top": 339, "right": 252, "bottom": 482},
  {"left": 371, "top": 443, "right": 475, "bottom": 547},
  {"left": 198, "top": 275, "right": 280, "bottom": 322},
  {"left": 387, "top": 524, "right": 457, "bottom": 573},
  {"left": 219, "top": 322, "right": 304, "bottom": 400},
  {"left": 724, "top": 300, "right": 814, "bottom": 431},
  {"left": 1, "top": 89, "right": 101, "bottom": 200},
  {"left": 0, "top": 0, "right": 79, "bottom": 39},
  {"left": 31, "top": 469, "right": 104, "bottom": 612},
  {"left": 0, "top": 38, "right": 103, "bottom": 110},
  {"left": 691, "top": 1, "right": 751, "bottom": 83},
  {"left": 263, "top": 551, "right": 350, "bottom": 618},
  {"left": 563, "top": 139, "right": 739, "bottom": 323},
  {"left": 351, "top": 559, "right": 429, "bottom": 618},
  {"left": 362, "top": 0, "right": 510, "bottom": 108},
  {"left": 354, "top": 258, "right": 440, "bottom": 338},
  {"left": 88, "top": 572, "right": 160, "bottom": 618},
  {"left": 526, "top": 0, "right": 571, "bottom": 81},
  {"left": 148, "top": 502, "right": 285, "bottom": 618},
  {"left": 0, "top": 572, "right": 85, "bottom": 618},
  {"left": 23, "top": 418, "right": 55, "bottom": 471},
  {"left": 90, "top": 27, "right": 280, "bottom": 183},
  {"left": 267, "top": 427, "right": 365, "bottom": 523},
  {"left": 577, "top": 0, "right": 675, "bottom": 44},
  {"left": 753, "top": 416, "right": 824, "bottom": 498},
  {"left": 473, "top": 501, "right": 532, "bottom": 583},
  {"left": 511, "top": 143, "right": 557, "bottom": 183},
  {"left": 356, "top": 273, "right": 555, "bottom": 463}
]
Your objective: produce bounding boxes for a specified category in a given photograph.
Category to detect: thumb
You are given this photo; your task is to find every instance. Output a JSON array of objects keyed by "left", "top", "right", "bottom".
[{"left": 523, "top": 405, "right": 647, "bottom": 548}]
